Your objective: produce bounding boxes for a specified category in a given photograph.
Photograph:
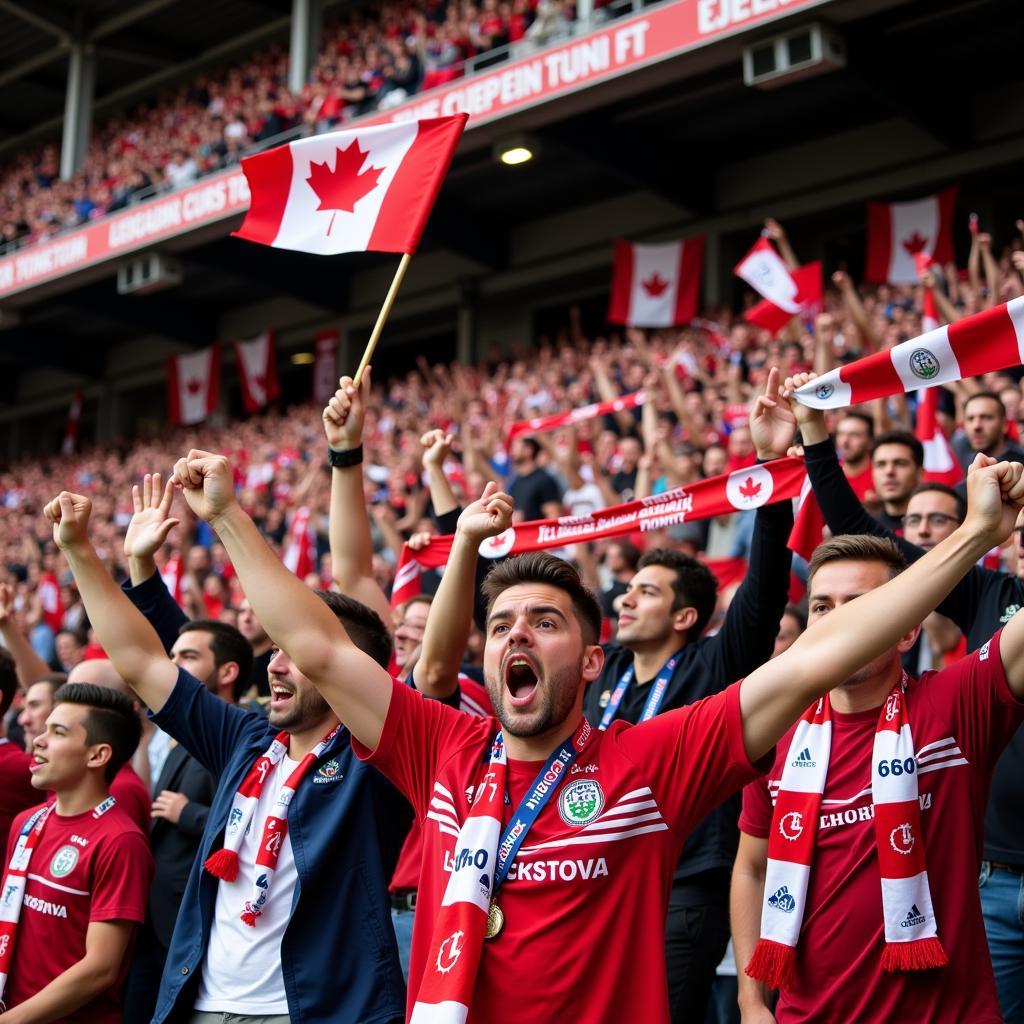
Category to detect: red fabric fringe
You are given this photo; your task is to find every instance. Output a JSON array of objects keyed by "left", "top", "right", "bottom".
[
  {"left": 240, "top": 911, "right": 258, "bottom": 927},
  {"left": 745, "top": 939, "right": 798, "bottom": 990},
  {"left": 203, "top": 848, "right": 240, "bottom": 882},
  {"left": 881, "top": 937, "right": 948, "bottom": 973}
]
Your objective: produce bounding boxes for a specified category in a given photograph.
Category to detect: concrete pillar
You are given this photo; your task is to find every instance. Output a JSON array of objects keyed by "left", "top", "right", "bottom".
[
  {"left": 456, "top": 280, "right": 478, "bottom": 366},
  {"left": 289, "top": 0, "right": 322, "bottom": 94},
  {"left": 60, "top": 41, "right": 95, "bottom": 180}
]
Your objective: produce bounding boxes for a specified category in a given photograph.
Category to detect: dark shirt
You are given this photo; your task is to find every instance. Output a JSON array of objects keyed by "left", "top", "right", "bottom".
[
  {"left": 952, "top": 433, "right": 1024, "bottom": 473},
  {"left": 582, "top": 497, "right": 794, "bottom": 884},
  {"left": 509, "top": 466, "right": 561, "bottom": 521},
  {"left": 804, "top": 434, "right": 1024, "bottom": 862}
]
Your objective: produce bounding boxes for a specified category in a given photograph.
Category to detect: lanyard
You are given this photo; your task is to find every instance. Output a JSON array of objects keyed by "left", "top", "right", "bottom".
[
  {"left": 492, "top": 717, "right": 592, "bottom": 894},
  {"left": 598, "top": 650, "right": 683, "bottom": 730}
]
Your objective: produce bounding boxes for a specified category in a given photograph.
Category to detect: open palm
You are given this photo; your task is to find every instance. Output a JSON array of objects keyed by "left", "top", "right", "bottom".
[{"left": 124, "top": 473, "right": 180, "bottom": 559}]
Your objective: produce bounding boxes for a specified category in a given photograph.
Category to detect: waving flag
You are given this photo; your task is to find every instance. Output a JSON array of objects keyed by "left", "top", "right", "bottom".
[
  {"left": 735, "top": 238, "right": 800, "bottom": 309},
  {"left": 865, "top": 187, "right": 956, "bottom": 285},
  {"left": 608, "top": 237, "right": 704, "bottom": 327},
  {"left": 787, "top": 475, "right": 827, "bottom": 562},
  {"left": 792, "top": 298, "right": 1024, "bottom": 410},
  {"left": 234, "top": 331, "right": 280, "bottom": 413},
  {"left": 234, "top": 115, "right": 467, "bottom": 255},
  {"left": 507, "top": 390, "right": 646, "bottom": 444},
  {"left": 916, "top": 386, "right": 961, "bottom": 486},
  {"left": 746, "top": 263, "right": 823, "bottom": 336},
  {"left": 168, "top": 344, "right": 221, "bottom": 426}
]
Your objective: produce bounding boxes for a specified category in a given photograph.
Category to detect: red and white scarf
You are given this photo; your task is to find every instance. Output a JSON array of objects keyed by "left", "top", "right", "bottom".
[
  {"left": 746, "top": 675, "right": 947, "bottom": 990},
  {"left": 0, "top": 797, "right": 116, "bottom": 1007},
  {"left": 506, "top": 390, "right": 646, "bottom": 444},
  {"left": 205, "top": 724, "right": 340, "bottom": 927},
  {"left": 410, "top": 733, "right": 508, "bottom": 1023}
]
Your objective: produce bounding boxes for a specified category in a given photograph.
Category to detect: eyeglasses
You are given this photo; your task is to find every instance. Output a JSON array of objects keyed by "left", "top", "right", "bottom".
[{"left": 901, "top": 513, "right": 961, "bottom": 530}]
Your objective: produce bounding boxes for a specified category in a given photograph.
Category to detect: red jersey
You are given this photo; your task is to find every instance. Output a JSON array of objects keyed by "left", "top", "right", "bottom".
[
  {"left": 4, "top": 801, "right": 153, "bottom": 1023},
  {"left": 0, "top": 742, "right": 37, "bottom": 844},
  {"left": 844, "top": 463, "right": 875, "bottom": 501},
  {"left": 739, "top": 634, "right": 1023, "bottom": 1024},
  {"left": 111, "top": 764, "right": 151, "bottom": 834},
  {"left": 359, "top": 677, "right": 763, "bottom": 1023}
]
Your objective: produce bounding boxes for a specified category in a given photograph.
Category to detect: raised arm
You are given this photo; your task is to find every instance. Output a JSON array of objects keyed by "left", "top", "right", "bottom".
[
  {"left": 43, "top": 493, "right": 178, "bottom": 713},
  {"left": 738, "top": 457, "right": 1024, "bottom": 761},
  {"left": 0, "top": 584, "right": 53, "bottom": 686},
  {"left": 173, "top": 450, "right": 392, "bottom": 750},
  {"left": 832, "top": 270, "right": 880, "bottom": 353},
  {"left": 421, "top": 428, "right": 459, "bottom": 518},
  {"left": 324, "top": 369, "right": 393, "bottom": 628},
  {"left": 123, "top": 472, "right": 182, "bottom": 586},
  {"left": 416, "top": 482, "right": 513, "bottom": 699}
]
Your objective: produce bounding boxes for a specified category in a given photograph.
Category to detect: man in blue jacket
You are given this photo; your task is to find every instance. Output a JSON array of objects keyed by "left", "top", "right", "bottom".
[{"left": 45, "top": 485, "right": 408, "bottom": 1024}]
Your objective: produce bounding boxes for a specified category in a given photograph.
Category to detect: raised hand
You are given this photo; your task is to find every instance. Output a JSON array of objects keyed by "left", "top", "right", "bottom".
[
  {"left": 323, "top": 368, "right": 372, "bottom": 450},
  {"left": 44, "top": 492, "right": 93, "bottom": 551},
  {"left": 125, "top": 473, "right": 180, "bottom": 560},
  {"left": 783, "top": 370, "right": 829, "bottom": 442},
  {"left": 762, "top": 217, "right": 786, "bottom": 241},
  {"left": 421, "top": 429, "right": 454, "bottom": 472},
  {"left": 964, "top": 455, "right": 1024, "bottom": 546},
  {"left": 0, "top": 582, "right": 15, "bottom": 626},
  {"left": 171, "top": 450, "right": 236, "bottom": 524},
  {"left": 749, "top": 367, "right": 797, "bottom": 461},
  {"left": 456, "top": 481, "right": 514, "bottom": 546}
]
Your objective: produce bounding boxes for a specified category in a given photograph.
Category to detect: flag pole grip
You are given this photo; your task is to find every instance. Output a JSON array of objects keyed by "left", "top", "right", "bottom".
[{"left": 354, "top": 253, "right": 412, "bottom": 386}]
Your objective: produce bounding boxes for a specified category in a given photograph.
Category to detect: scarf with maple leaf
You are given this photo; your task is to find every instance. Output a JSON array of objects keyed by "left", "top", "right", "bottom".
[
  {"left": 390, "top": 456, "right": 806, "bottom": 606},
  {"left": 745, "top": 675, "right": 946, "bottom": 991}
]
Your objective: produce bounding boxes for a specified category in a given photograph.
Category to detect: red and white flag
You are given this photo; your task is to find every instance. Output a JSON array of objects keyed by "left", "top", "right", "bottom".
[
  {"left": 168, "top": 344, "right": 221, "bottom": 426},
  {"left": 233, "top": 115, "right": 467, "bottom": 255},
  {"left": 283, "top": 507, "right": 318, "bottom": 580},
  {"left": 865, "top": 187, "right": 957, "bottom": 285},
  {"left": 312, "top": 329, "right": 339, "bottom": 404},
  {"left": 507, "top": 390, "right": 645, "bottom": 444},
  {"left": 37, "top": 571, "right": 64, "bottom": 633},
  {"left": 392, "top": 457, "right": 806, "bottom": 606},
  {"left": 916, "top": 386, "right": 960, "bottom": 486},
  {"left": 234, "top": 331, "right": 280, "bottom": 413},
  {"left": 746, "top": 263, "right": 823, "bottom": 336},
  {"left": 61, "top": 388, "right": 83, "bottom": 456},
  {"left": 160, "top": 554, "right": 185, "bottom": 607},
  {"left": 735, "top": 238, "right": 800, "bottom": 310},
  {"left": 787, "top": 475, "right": 828, "bottom": 562},
  {"left": 792, "top": 297, "right": 1024, "bottom": 410},
  {"left": 607, "top": 237, "right": 704, "bottom": 327}
]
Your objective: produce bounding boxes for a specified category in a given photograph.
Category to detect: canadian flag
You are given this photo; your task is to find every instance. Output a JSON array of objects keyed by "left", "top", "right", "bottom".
[
  {"left": 313, "top": 329, "right": 339, "bottom": 404},
  {"left": 234, "top": 331, "right": 280, "bottom": 413},
  {"left": 61, "top": 388, "right": 83, "bottom": 456},
  {"left": 744, "top": 260, "right": 823, "bottom": 336},
  {"left": 916, "top": 385, "right": 961, "bottom": 486},
  {"left": 283, "top": 507, "right": 318, "bottom": 580},
  {"left": 865, "top": 187, "right": 957, "bottom": 285},
  {"left": 167, "top": 344, "right": 221, "bottom": 426},
  {"left": 735, "top": 238, "right": 800, "bottom": 310},
  {"left": 792, "top": 297, "right": 1024, "bottom": 410},
  {"left": 787, "top": 475, "right": 827, "bottom": 562},
  {"left": 607, "top": 237, "right": 704, "bottom": 327},
  {"left": 233, "top": 115, "right": 467, "bottom": 255}
]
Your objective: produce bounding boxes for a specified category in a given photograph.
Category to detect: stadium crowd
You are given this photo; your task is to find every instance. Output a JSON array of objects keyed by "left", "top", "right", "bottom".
[
  {"left": 0, "top": 0, "right": 577, "bottom": 250},
  {"left": 0, "top": 215, "right": 1021, "bottom": 1024}
]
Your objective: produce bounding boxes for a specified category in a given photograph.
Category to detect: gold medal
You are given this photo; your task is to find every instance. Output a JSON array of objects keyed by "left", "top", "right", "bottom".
[{"left": 484, "top": 899, "right": 505, "bottom": 939}]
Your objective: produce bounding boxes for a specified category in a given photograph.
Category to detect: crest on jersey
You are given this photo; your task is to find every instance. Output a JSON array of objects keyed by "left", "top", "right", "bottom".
[
  {"left": 50, "top": 845, "right": 79, "bottom": 878},
  {"left": 558, "top": 779, "right": 604, "bottom": 826}
]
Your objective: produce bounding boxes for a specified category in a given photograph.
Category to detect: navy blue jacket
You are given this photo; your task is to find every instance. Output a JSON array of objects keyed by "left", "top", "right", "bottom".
[{"left": 126, "top": 574, "right": 409, "bottom": 1024}]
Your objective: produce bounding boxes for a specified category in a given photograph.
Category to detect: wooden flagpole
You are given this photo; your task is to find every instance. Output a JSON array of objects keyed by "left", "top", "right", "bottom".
[{"left": 353, "top": 252, "right": 412, "bottom": 386}]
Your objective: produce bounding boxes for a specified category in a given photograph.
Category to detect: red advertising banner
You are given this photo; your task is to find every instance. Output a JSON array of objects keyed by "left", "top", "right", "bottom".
[{"left": 0, "top": 0, "right": 830, "bottom": 300}]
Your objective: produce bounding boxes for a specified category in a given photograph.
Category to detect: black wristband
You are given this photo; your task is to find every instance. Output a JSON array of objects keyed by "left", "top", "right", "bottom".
[{"left": 328, "top": 444, "right": 363, "bottom": 468}]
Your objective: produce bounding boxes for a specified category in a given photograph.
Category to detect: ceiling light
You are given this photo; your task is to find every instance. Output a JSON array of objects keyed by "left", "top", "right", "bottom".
[
  {"left": 290, "top": 351, "right": 315, "bottom": 365},
  {"left": 494, "top": 134, "right": 540, "bottom": 167}
]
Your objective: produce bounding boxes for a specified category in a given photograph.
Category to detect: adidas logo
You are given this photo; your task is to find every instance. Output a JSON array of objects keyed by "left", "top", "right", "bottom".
[
  {"left": 901, "top": 904, "right": 926, "bottom": 928},
  {"left": 790, "top": 747, "right": 817, "bottom": 768}
]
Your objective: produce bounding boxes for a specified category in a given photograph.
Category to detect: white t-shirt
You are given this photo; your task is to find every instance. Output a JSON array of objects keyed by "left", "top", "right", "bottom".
[{"left": 195, "top": 754, "right": 299, "bottom": 1014}]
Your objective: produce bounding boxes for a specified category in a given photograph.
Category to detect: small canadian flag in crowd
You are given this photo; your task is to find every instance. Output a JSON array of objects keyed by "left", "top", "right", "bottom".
[
  {"left": 234, "top": 331, "right": 280, "bottom": 413},
  {"left": 734, "top": 238, "right": 823, "bottom": 335},
  {"left": 865, "top": 186, "right": 957, "bottom": 285},
  {"left": 167, "top": 344, "right": 221, "bottom": 426},
  {"left": 607, "top": 237, "right": 704, "bottom": 327},
  {"left": 312, "top": 329, "right": 340, "bottom": 404},
  {"left": 283, "top": 507, "right": 318, "bottom": 580}
]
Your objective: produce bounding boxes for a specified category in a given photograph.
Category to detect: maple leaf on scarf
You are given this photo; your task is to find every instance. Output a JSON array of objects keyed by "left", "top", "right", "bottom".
[
  {"left": 901, "top": 230, "right": 929, "bottom": 257},
  {"left": 642, "top": 272, "right": 669, "bottom": 298},
  {"left": 306, "top": 142, "right": 383, "bottom": 236},
  {"left": 738, "top": 476, "right": 762, "bottom": 500}
]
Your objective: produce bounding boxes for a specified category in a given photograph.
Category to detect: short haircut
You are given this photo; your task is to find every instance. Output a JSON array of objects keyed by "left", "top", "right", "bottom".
[
  {"left": 807, "top": 535, "right": 907, "bottom": 591},
  {"left": 53, "top": 682, "right": 142, "bottom": 783},
  {"left": 178, "top": 620, "right": 255, "bottom": 701},
  {"left": 481, "top": 552, "right": 602, "bottom": 646},
  {"left": 401, "top": 594, "right": 433, "bottom": 616},
  {"left": 318, "top": 591, "right": 393, "bottom": 669},
  {"left": 909, "top": 482, "right": 966, "bottom": 521},
  {"left": 964, "top": 391, "right": 1007, "bottom": 417},
  {"left": 871, "top": 429, "right": 924, "bottom": 468},
  {"left": 31, "top": 673, "right": 67, "bottom": 698},
  {"left": 782, "top": 604, "right": 807, "bottom": 632},
  {"left": 636, "top": 547, "right": 718, "bottom": 640},
  {"left": 517, "top": 437, "right": 541, "bottom": 459},
  {"left": 610, "top": 540, "right": 642, "bottom": 572},
  {"left": 837, "top": 411, "right": 874, "bottom": 438},
  {"left": 0, "top": 650, "right": 17, "bottom": 718}
]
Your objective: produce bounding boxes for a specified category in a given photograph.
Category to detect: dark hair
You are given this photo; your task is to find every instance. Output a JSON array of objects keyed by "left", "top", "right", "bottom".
[
  {"left": 837, "top": 411, "right": 874, "bottom": 438},
  {"left": 516, "top": 437, "right": 541, "bottom": 459},
  {"left": 807, "top": 535, "right": 907, "bottom": 590},
  {"left": 782, "top": 604, "right": 807, "bottom": 632},
  {"left": 871, "top": 430, "right": 924, "bottom": 468},
  {"left": 178, "top": 620, "right": 255, "bottom": 701},
  {"left": 609, "top": 540, "right": 642, "bottom": 571},
  {"left": 53, "top": 682, "right": 142, "bottom": 783},
  {"left": 909, "top": 482, "right": 966, "bottom": 521},
  {"left": 30, "top": 673, "right": 67, "bottom": 698},
  {"left": 964, "top": 391, "right": 1007, "bottom": 418},
  {"left": 636, "top": 547, "right": 719, "bottom": 640},
  {"left": 317, "top": 591, "right": 393, "bottom": 669},
  {"left": 481, "top": 552, "right": 602, "bottom": 646},
  {"left": 0, "top": 650, "right": 16, "bottom": 719}
]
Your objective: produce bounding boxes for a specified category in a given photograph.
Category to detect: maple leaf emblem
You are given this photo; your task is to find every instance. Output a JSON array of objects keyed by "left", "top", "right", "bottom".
[
  {"left": 738, "top": 476, "right": 762, "bottom": 500},
  {"left": 186, "top": 378, "right": 202, "bottom": 396},
  {"left": 641, "top": 273, "right": 670, "bottom": 298},
  {"left": 306, "top": 142, "right": 384, "bottom": 236},
  {"left": 901, "top": 230, "right": 929, "bottom": 257}
]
